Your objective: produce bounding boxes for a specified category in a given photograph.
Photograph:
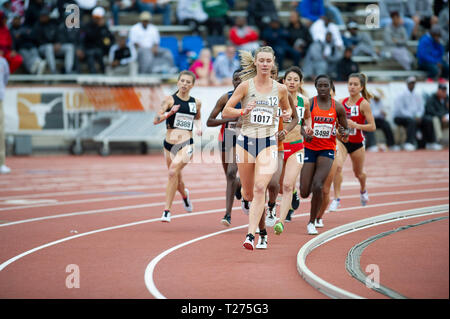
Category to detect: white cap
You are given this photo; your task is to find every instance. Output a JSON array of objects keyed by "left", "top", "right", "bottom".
[{"left": 92, "top": 6, "right": 105, "bottom": 18}]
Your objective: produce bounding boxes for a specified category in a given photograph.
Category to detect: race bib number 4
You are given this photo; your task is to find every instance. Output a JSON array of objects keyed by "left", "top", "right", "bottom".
[
  {"left": 173, "top": 113, "right": 194, "bottom": 130},
  {"left": 250, "top": 107, "right": 273, "bottom": 126},
  {"left": 313, "top": 123, "right": 333, "bottom": 138}
]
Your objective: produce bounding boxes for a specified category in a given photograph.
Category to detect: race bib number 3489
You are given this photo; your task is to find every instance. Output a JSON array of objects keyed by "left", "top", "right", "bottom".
[
  {"left": 174, "top": 113, "right": 194, "bottom": 130},
  {"left": 313, "top": 123, "right": 333, "bottom": 138}
]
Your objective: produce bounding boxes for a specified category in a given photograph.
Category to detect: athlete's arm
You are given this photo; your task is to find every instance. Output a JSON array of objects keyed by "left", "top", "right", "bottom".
[
  {"left": 153, "top": 95, "right": 177, "bottom": 125},
  {"left": 194, "top": 98, "right": 202, "bottom": 136},
  {"left": 347, "top": 100, "right": 376, "bottom": 132},
  {"left": 222, "top": 81, "right": 250, "bottom": 118},
  {"left": 278, "top": 84, "right": 292, "bottom": 121},
  {"left": 206, "top": 93, "right": 237, "bottom": 127},
  {"left": 335, "top": 101, "right": 349, "bottom": 142},
  {"left": 302, "top": 97, "right": 313, "bottom": 135},
  {"left": 283, "top": 93, "right": 299, "bottom": 133}
]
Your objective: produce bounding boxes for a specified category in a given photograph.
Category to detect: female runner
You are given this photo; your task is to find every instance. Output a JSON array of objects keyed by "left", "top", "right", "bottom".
[
  {"left": 206, "top": 69, "right": 243, "bottom": 226},
  {"left": 222, "top": 46, "right": 292, "bottom": 250},
  {"left": 153, "top": 70, "right": 202, "bottom": 222},
  {"left": 329, "top": 73, "right": 376, "bottom": 211},
  {"left": 274, "top": 66, "right": 313, "bottom": 235},
  {"left": 299, "top": 74, "right": 348, "bottom": 235}
]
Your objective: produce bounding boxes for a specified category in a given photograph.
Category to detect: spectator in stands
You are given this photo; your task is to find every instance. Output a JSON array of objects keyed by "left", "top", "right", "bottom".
[
  {"left": 0, "top": 10, "right": 22, "bottom": 73},
  {"left": 417, "top": 24, "right": 449, "bottom": 81},
  {"left": 33, "top": 8, "right": 75, "bottom": 74},
  {"left": 342, "top": 21, "right": 378, "bottom": 59},
  {"left": 202, "top": 0, "right": 229, "bottom": 36},
  {"left": 228, "top": 16, "right": 259, "bottom": 52},
  {"left": 261, "top": 16, "right": 301, "bottom": 70},
  {"left": 393, "top": 76, "right": 441, "bottom": 151},
  {"left": 287, "top": 10, "right": 312, "bottom": 63},
  {"left": 75, "top": 0, "right": 98, "bottom": 23},
  {"left": 407, "top": 0, "right": 438, "bottom": 39},
  {"left": 140, "top": 1, "right": 172, "bottom": 26},
  {"left": 437, "top": 2, "right": 449, "bottom": 46},
  {"left": 148, "top": 43, "right": 177, "bottom": 74},
  {"left": 294, "top": 0, "right": 344, "bottom": 27},
  {"left": 212, "top": 44, "right": 239, "bottom": 85},
  {"left": 189, "top": 47, "right": 219, "bottom": 86},
  {"left": 425, "top": 83, "right": 449, "bottom": 145},
  {"left": 176, "top": 0, "right": 208, "bottom": 35},
  {"left": 383, "top": 11, "right": 414, "bottom": 71},
  {"left": 0, "top": 0, "right": 14, "bottom": 24},
  {"left": 364, "top": 88, "right": 399, "bottom": 152},
  {"left": 107, "top": 30, "right": 137, "bottom": 76},
  {"left": 56, "top": 10, "right": 82, "bottom": 73},
  {"left": 246, "top": 0, "right": 278, "bottom": 33},
  {"left": 309, "top": 15, "right": 344, "bottom": 50},
  {"left": 78, "top": 6, "right": 114, "bottom": 73},
  {"left": 336, "top": 47, "right": 359, "bottom": 81},
  {"left": 110, "top": 0, "right": 142, "bottom": 26},
  {"left": 9, "top": 14, "right": 46, "bottom": 74},
  {"left": 24, "top": 0, "right": 45, "bottom": 26},
  {"left": 303, "top": 31, "right": 343, "bottom": 80},
  {"left": 379, "top": 0, "right": 415, "bottom": 39},
  {"left": 0, "top": 54, "right": 10, "bottom": 174},
  {"left": 129, "top": 11, "right": 159, "bottom": 74}
]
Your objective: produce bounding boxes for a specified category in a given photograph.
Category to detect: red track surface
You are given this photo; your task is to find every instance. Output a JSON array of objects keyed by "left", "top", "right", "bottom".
[{"left": 0, "top": 150, "right": 448, "bottom": 299}]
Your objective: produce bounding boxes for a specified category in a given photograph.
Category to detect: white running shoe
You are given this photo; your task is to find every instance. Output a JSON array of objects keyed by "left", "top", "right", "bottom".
[
  {"left": 265, "top": 205, "right": 277, "bottom": 227},
  {"left": 0, "top": 165, "right": 11, "bottom": 174},
  {"left": 403, "top": 143, "right": 416, "bottom": 151},
  {"left": 243, "top": 233, "right": 255, "bottom": 250},
  {"left": 315, "top": 218, "right": 324, "bottom": 228},
  {"left": 161, "top": 211, "right": 171, "bottom": 222},
  {"left": 183, "top": 188, "right": 193, "bottom": 212},
  {"left": 256, "top": 233, "right": 268, "bottom": 249},
  {"left": 307, "top": 222, "right": 318, "bottom": 235},
  {"left": 360, "top": 190, "right": 369, "bottom": 206},
  {"left": 329, "top": 199, "right": 340, "bottom": 212},
  {"left": 241, "top": 199, "right": 250, "bottom": 215}
]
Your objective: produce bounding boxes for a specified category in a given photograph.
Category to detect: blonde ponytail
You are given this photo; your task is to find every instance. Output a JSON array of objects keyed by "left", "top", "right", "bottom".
[{"left": 238, "top": 46, "right": 276, "bottom": 81}]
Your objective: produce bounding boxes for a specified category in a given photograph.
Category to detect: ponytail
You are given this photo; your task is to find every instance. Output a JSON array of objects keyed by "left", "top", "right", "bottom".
[{"left": 238, "top": 46, "right": 276, "bottom": 81}]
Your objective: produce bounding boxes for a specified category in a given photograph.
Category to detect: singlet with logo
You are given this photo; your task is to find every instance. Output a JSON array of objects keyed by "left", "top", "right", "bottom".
[
  {"left": 342, "top": 96, "right": 365, "bottom": 144},
  {"left": 304, "top": 96, "right": 337, "bottom": 151},
  {"left": 240, "top": 78, "right": 279, "bottom": 139},
  {"left": 166, "top": 94, "right": 198, "bottom": 131}
]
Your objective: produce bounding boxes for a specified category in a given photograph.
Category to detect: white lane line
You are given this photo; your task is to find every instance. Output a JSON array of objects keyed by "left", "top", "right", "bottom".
[{"left": 0, "top": 187, "right": 448, "bottom": 227}]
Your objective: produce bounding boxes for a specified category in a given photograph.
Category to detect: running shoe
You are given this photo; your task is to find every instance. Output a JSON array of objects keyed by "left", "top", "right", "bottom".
[
  {"left": 256, "top": 229, "right": 268, "bottom": 249},
  {"left": 265, "top": 205, "right": 277, "bottom": 227},
  {"left": 315, "top": 218, "right": 324, "bottom": 228},
  {"left": 360, "top": 190, "right": 369, "bottom": 206},
  {"left": 243, "top": 233, "right": 255, "bottom": 250},
  {"left": 235, "top": 185, "right": 242, "bottom": 200},
  {"left": 241, "top": 199, "right": 250, "bottom": 215},
  {"left": 221, "top": 214, "right": 231, "bottom": 226},
  {"left": 307, "top": 222, "right": 318, "bottom": 235},
  {"left": 285, "top": 209, "right": 294, "bottom": 222},
  {"left": 291, "top": 189, "right": 300, "bottom": 210},
  {"left": 274, "top": 222, "right": 284, "bottom": 235},
  {"left": 183, "top": 188, "right": 193, "bottom": 212},
  {"left": 0, "top": 165, "right": 11, "bottom": 174},
  {"left": 161, "top": 210, "right": 171, "bottom": 222},
  {"left": 329, "top": 198, "right": 340, "bottom": 212}
]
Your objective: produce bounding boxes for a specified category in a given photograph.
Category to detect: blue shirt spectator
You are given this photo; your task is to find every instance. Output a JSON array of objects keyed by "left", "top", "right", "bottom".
[{"left": 417, "top": 25, "right": 449, "bottom": 80}]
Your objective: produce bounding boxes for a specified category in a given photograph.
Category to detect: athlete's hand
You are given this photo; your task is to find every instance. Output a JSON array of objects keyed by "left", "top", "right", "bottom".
[
  {"left": 242, "top": 100, "right": 256, "bottom": 116},
  {"left": 170, "top": 104, "right": 181, "bottom": 114},
  {"left": 280, "top": 109, "right": 291, "bottom": 122},
  {"left": 301, "top": 126, "right": 313, "bottom": 143},
  {"left": 276, "top": 129, "right": 288, "bottom": 142},
  {"left": 303, "top": 125, "right": 313, "bottom": 136},
  {"left": 347, "top": 119, "right": 357, "bottom": 128}
]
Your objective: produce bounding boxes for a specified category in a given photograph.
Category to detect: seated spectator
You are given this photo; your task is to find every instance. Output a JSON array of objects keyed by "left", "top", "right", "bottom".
[
  {"left": 342, "top": 21, "right": 378, "bottom": 58},
  {"left": 189, "top": 47, "right": 219, "bottom": 86},
  {"left": 33, "top": 8, "right": 75, "bottom": 74},
  {"left": 148, "top": 43, "right": 177, "bottom": 74},
  {"left": 379, "top": 0, "right": 415, "bottom": 39},
  {"left": 336, "top": 47, "right": 359, "bottom": 81},
  {"left": 140, "top": 1, "right": 171, "bottom": 26},
  {"left": 303, "top": 31, "right": 343, "bottom": 80},
  {"left": 228, "top": 16, "right": 259, "bottom": 52},
  {"left": 261, "top": 16, "right": 300, "bottom": 70},
  {"left": 24, "top": 0, "right": 46, "bottom": 26},
  {"left": 0, "top": 10, "right": 23, "bottom": 73},
  {"left": 212, "top": 44, "right": 240, "bottom": 85},
  {"left": 246, "top": 0, "right": 278, "bottom": 33},
  {"left": 129, "top": 11, "right": 161, "bottom": 74},
  {"left": 437, "top": 3, "right": 449, "bottom": 47},
  {"left": 107, "top": 31, "right": 137, "bottom": 76},
  {"left": 407, "top": 0, "right": 438, "bottom": 39},
  {"left": 110, "top": 0, "right": 142, "bottom": 26},
  {"left": 364, "top": 88, "right": 399, "bottom": 151},
  {"left": 78, "top": 7, "right": 114, "bottom": 73},
  {"left": 393, "top": 76, "right": 440, "bottom": 151},
  {"left": 294, "top": 0, "right": 344, "bottom": 27},
  {"left": 57, "top": 10, "right": 82, "bottom": 73},
  {"left": 202, "top": 0, "right": 229, "bottom": 36},
  {"left": 417, "top": 25, "right": 449, "bottom": 81},
  {"left": 176, "top": 0, "right": 208, "bottom": 35},
  {"left": 309, "top": 15, "right": 344, "bottom": 49},
  {"left": 425, "top": 83, "right": 449, "bottom": 146},
  {"left": 383, "top": 11, "right": 414, "bottom": 70},
  {"left": 76, "top": 0, "right": 98, "bottom": 23},
  {"left": 9, "top": 14, "right": 46, "bottom": 74},
  {"left": 287, "top": 10, "right": 312, "bottom": 62}
]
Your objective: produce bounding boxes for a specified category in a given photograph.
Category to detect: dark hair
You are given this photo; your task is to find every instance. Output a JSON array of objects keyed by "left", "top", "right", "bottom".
[
  {"left": 348, "top": 72, "right": 373, "bottom": 100},
  {"left": 283, "top": 66, "right": 307, "bottom": 96},
  {"left": 178, "top": 70, "right": 196, "bottom": 84},
  {"left": 314, "top": 74, "right": 332, "bottom": 87}
]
